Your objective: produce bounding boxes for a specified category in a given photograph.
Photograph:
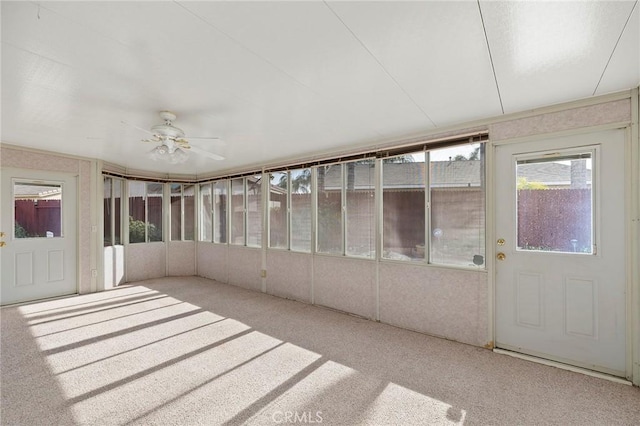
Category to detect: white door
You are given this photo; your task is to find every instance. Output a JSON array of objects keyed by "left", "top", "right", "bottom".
[
  {"left": 494, "top": 129, "right": 627, "bottom": 377},
  {"left": 1, "top": 168, "right": 77, "bottom": 305}
]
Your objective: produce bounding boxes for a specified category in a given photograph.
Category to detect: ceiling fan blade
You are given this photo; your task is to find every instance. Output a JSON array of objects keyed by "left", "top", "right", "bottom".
[
  {"left": 121, "top": 120, "right": 155, "bottom": 136},
  {"left": 189, "top": 145, "right": 225, "bottom": 161},
  {"left": 186, "top": 136, "right": 222, "bottom": 141}
]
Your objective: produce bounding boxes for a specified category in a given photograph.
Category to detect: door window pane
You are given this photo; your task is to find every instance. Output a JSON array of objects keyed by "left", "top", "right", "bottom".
[
  {"left": 517, "top": 152, "right": 593, "bottom": 253},
  {"left": 269, "top": 172, "right": 288, "bottom": 249},
  {"left": 317, "top": 164, "right": 343, "bottom": 254},
  {"left": 346, "top": 159, "right": 375, "bottom": 258},
  {"left": 291, "top": 168, "right": 312, "bottom": 252},
  {"left": 14, "top": 182, "right": 63, "bottom": 238},
  {"left": 382, "top": 153, "right": 425, "bottom": 260},
  {"left": 213, "top": 181, "right": 228, "bottom": 244},
  {"left": 430, "top": 144, "right": 485, "bottom": 266}
]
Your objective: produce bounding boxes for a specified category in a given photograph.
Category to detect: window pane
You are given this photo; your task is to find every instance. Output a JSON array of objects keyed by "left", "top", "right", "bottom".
[
  {"left": 317, "top": 164, "right": 343, "bottom": 254},
  {"left": 517, "top": 153, "right": 592, "bottom": 253},
  {"left": 170, "top": 184, "right": 182, "bottom": 241},
  {"left": 430, "top": 144, "right": 485, "bottom": 266},
  {"left": 346, "top": 160, "right": 375, "bottom": 258},
  {"left": 128, "top": 181, "right": 146, "bottom": 243},
  {"left": 213, "top": 181, "right": 228, "bottom": 244},
  {"left": 383, "top": 153, "right": 425, "bottom": 261},
  {"left": 14, "top": 182, "right": 62, "bottom": 238},
  {"left": 147, "top": 183, "right": 164, "bottom": 242},
  {"left": 200, "top": 183, "right": 212, "bottom": 242},
  {"left": 269, "top": 172, "right": 288, "bottom": 249},
  {"left": 291, "top": 168, "right": 312, "bottom": 252},
  {"left": 104, "top": 177, "right": 112, "bottom": 246},
  {"left": 230, "top": 178, "right": 245, "bottom": 245},
  {"left": 246, "top": 175, "right": 262, "bottom": 247},
  {"left": 184, "top": 185, "right": 195, "bottom": 241},
  {"left": 113, "top": 179, "right": 122, "bottom": 245}
]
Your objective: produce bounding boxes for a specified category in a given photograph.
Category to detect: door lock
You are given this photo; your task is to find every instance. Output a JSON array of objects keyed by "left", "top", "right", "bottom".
[
  {"left": 497, "top": 238, "right": 505, "bottom": 246},
  {"left": 496, "top": 252, "right": 506, "bottom": 261}
]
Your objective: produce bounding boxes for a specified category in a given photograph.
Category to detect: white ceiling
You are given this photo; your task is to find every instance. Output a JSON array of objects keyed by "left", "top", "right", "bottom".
[{"left": 2, "top": 1, "right": 638, "bottom": 176}]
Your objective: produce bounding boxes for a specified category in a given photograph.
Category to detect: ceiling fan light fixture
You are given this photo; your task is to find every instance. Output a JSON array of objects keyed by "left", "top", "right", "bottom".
[{"left": 149, "top": 145, "right": 188, "bottom": 164}]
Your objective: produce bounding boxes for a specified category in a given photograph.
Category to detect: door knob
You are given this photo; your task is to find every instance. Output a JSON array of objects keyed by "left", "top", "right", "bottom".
[
  {"left": 497, "top": 252, "right": 506, "bottom": 261},
  {"left": 0, "top": 241, "right": 6, "bottom": 248}
]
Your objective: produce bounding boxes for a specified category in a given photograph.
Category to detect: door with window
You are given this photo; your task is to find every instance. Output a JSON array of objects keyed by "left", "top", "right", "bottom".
[
  {"left": 1, "top": 168, "right": 77, "bottom": 305},
  {"left": 494, "top": 129, "right": 626, "bottom": 377}
]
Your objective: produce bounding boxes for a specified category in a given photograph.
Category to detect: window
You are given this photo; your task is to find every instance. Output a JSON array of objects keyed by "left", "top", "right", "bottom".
[
  {"left": 316, "top": 160, "right": 375, "bottom": 258},
  {"left": 269, "top": 168, "right": 312, "bottom": 252},
  {"left": 346, "top": 159, "right": 375, "bottom": 258},
  {"left": 269, "top": 172, "right": 288, "bottom": 249},
  {"left": 290, "top": 168, "right": 312, "bottom": 252},
  {"left": 429, "top": 144, "right": 485, "bottom": 266},
  {"left": 170, "top": 184, "right": 195, "bottom": 241},
  {"left": 213, "top": 180, "right": 228, "bottom": 244},
  {"left": 104, "top": 177, "right": 112, "bottom": 245},
  {"left": 317, "top": 164, "right": 343, "bottom": 254},
  {"left": 103, "top": 177, "right": 123, "bottom": 246},
  {"left": 382, "top": 152, "right": 425, "bottom": 261},
  {"left": 128, "top": 181, "right": 163, "bottom": 243},
  {"left": 147, "top": 183, "right": 164, "bottom": 242},
  {"left": 516, "top": 151, "right": 593, "bottom": 254},
  {"left": 246, "top": 175, "right": 262, "bottom": 247},
  {"left": 200, "top": 183, "right": 212, "bottom": 242},
  {"left": 14, "top": 181, "right": 63, "bottom": 239},
  {"left": 230, "top": 178, "right": 245, "bottom": 245}
]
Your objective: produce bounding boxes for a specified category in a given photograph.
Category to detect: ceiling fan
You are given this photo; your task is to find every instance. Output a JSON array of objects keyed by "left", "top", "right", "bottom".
[{"left": 123, "top": 111, "right": 225, "bottom": 164}]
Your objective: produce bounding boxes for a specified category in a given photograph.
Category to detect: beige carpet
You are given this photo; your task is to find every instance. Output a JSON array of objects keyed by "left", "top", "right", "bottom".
[{"left": 1, "top": 276, "right": 638, "bottom": 425}]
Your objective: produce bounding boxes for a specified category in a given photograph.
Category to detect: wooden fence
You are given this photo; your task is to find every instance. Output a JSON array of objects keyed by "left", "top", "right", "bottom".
[
  {"left": 518, "top": 188, "right": 591, "bottom": 252},
  {"left": 15, "top": 200, "right": 61, "bottom": 237}
]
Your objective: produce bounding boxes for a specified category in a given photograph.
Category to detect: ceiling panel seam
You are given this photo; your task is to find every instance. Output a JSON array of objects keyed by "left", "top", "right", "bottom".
[
  {"left": 172, "top": 1, "right": 385, "bottom": 140},
  {"left": 173, "top": 1, "right": 319, "bottom": 97},
  {"left": 174, "top": 0, "right": 381, "bottom": 136},
  {"left": 1, "top": 40, "right": 74, "bottom": 69},
  {"left": 592, "top": 0, "right": 638, "bottom": 96},
  {"left": 322, "top": 1, "right": 437, "bottom": 128},
  {"left": 476, "top": 0, "right": 504, "bottom": 115},
  {"left": 37, "top": 2, "right": 132, "bottom": 50}
]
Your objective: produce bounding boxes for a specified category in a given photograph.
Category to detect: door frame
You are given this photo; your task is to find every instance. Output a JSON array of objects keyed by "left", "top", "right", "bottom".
[
  {"left": 488, "top": 122, "right": 636, "bottom": 383},
  {"left": 0, "top": 167, "right": 80, "bottom": 305}
]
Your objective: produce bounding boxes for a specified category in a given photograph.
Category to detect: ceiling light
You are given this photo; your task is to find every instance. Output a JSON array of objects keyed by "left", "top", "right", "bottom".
[{"left": 149, "top": 145, "right": 188, "bottom": 164}]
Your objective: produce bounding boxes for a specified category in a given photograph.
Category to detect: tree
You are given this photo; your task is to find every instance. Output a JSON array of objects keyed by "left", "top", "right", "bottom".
[
  {"left": 453, "top": 146, "right": 481, "bottom": 161},
  {"left": 517, "top": 177, "right": 548, "bottom": 190}
]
